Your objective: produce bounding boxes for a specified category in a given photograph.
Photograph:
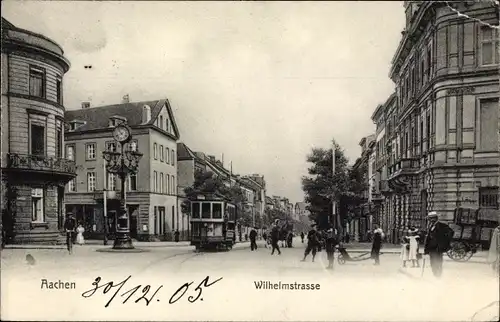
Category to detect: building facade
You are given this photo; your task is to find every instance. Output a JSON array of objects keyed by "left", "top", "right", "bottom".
[
  {"left": 349, "top": 135, "right": 375, "bottom": 242},
  {"left": 64, "top": 98, "right": 181, "bottom": 241},
  {"left": 374, "top": 1, "right": 499, "bottom": 243},
  {"left": 1, "top": 18, "right": 75, "bottom": 245}
]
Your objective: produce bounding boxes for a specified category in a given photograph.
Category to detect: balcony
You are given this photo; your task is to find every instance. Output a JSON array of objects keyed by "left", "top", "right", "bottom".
[
  {"left": 387, "top": 157, "right": 419, "bottom": 192},
  {"left": 6, "top": 153, "right": 76, "bottom": 182}
]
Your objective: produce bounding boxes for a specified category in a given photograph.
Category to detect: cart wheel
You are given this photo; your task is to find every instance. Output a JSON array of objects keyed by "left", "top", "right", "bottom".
[{"left": 338, "top": 255, "right": 346, "bottom": 265}]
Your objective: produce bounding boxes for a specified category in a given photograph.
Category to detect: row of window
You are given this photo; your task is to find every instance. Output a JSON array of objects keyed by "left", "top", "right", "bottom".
[
  {"left": 153, "top": 143, "right": 176, "bottom": 165},
  {"left": 67, "top": 172, "right": 138, "bottom": 192},
  {"left": 66, "top": 140, "right": 139, "bottom": 162},
  {"left": 152, "top": 171, "right": 176, "bottom": 195},
  {"left": 399, "top": 27, "right": 499, "bottom": 109},
  {"left": 156, "top": 115, "right": 172, "bottom": 134},
  {"left": 29, "top": 66, "right": 63, "bottom": 104}
]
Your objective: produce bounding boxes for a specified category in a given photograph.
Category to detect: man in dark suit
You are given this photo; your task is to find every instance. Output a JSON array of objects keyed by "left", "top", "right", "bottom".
[
  {"left": 249, "top": 227, "right": 258, "bottom": 251},
  {"left": 301, "top": 226, "right": 319, "bottom": 262},
  {"left": 424, "top": 211, "right": 454, "bottom": 278},
  {"left": 270, "top": 223, "right": 281, "bottom": 255},
  {"left": 325, "top": 228, "right": 339, "bottom": 269}
]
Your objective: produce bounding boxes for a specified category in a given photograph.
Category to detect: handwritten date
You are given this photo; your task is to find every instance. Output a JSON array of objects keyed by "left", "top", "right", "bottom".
[{"left": 81, "top": 275, "right": 222, "bottom": 308}]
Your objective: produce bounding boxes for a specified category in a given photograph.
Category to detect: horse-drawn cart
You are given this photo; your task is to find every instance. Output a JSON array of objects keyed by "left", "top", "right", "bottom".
[{"left": 447, "top": 207, "right": 499, "bottom": 262}]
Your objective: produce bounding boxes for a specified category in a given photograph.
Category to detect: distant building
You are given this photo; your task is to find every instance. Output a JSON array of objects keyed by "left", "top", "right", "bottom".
[
  {"left": 64, "top": 98, "right": 181, "bottom": 241},
  {"left": 1, "top": 18, "right": 74, "bottom": 245},
  {"left": 349, "top": 135, "right": 375, "bottom": 242}
]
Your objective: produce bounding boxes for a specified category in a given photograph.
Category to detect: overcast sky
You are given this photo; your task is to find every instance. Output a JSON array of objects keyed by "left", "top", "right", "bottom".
[{"left": 3, "top": 1, "right": 405, "bottom": 202}]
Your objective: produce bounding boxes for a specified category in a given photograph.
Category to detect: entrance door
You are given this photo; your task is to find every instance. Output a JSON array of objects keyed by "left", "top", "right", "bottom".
[
  {"left": 127, "top": 205, "right": 138, "bottom": 238},
  {"left": 84, "top": 206, "right": 94, "bottom": 238},
  {"left": 158, "top": 207, "right": 165, "bottom": 236}
]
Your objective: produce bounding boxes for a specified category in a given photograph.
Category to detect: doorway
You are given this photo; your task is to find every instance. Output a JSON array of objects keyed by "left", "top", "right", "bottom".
[{"left": 127, "top": 205, "right": 139, "bottom": 238}]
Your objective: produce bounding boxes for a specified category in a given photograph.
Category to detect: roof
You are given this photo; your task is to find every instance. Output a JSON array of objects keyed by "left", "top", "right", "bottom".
[
  {"left": 64, "top": 99, "right": 180, "bottom": 139},
  {"left": 1, "top": 17, "right": 16, "bottom": 30},
  {"left": 177, "top": 142, "right": 196, "bottom": 160},
  {"left": 295, "top": 202, "right": 307, "bottom": 212}
]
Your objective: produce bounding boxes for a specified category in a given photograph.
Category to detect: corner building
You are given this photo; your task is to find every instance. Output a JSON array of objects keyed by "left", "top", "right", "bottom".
[
  {"left": 382, "top": 1, "right": 499, "bottom": 242},
  {"left": 1, "top": 18, "right": 75, "bottom": 244}
]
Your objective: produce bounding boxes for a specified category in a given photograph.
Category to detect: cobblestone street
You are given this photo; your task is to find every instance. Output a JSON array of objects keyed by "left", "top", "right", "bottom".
[{"left": 2, "top": 239, "right": 498, "bottom": 321}]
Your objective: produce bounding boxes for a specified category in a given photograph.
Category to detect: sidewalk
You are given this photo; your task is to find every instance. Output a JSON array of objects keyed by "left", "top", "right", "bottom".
[{"left": 2, "top": 239, "right": 252, "bottom": 250}]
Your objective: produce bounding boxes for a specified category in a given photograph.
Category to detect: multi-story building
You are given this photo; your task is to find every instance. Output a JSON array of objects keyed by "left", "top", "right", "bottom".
[
  {"left": 371, "top": 94, "right": 398, "bottom": 242},
  {"left": 349, "top": 135, "right": 375, "bottom": 242},
  {"left": 176, "top": 144, "right": 267, "bottom": 232},
  {"left": 1, "top": 18, "right": 75, "bottom": 245},
  {"left": 64, "top": 98, "right": 181, "bottom": 241},
  {"left": 375, "top": 1, "right": 499, "bottom": 243}
]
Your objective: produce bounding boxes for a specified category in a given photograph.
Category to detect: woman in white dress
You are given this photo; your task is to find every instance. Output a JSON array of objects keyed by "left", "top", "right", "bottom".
[
  {"left": 400, "top": 236, "right": 409, "bottom": 267},
  {"left": 76, "top": 223, "right": 85, "bottom": 246},
  {"left": 407, "top": 229, "right": 420, "bottom": 267}
]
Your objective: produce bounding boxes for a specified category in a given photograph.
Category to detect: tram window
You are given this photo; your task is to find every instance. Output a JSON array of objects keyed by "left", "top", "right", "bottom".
[
  {"left": 213, "top": 203, "right": 222, "bottom": 219},
  {"left": 228, "top": 207, "right": 235, "bottom": 221},
  {"left": 192, "top": 202, "right": 200, "bottom": 218},
  {"left": 202, "top": 203, "right": 211, "bottom": 218}
]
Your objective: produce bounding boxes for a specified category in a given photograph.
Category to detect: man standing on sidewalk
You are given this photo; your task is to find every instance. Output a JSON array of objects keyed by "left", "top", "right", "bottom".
[
  {"left": 371, "top": 224, "right": 385, "bottom": 265},
  {"left": 249, "top": 227, "right": 258, "bottom": 251},
  {"left": 270, "top": 223, "right": 281, "bottom": 255},
  {"left": 423, "top": 211, "right": 454, "bottom": 278}
]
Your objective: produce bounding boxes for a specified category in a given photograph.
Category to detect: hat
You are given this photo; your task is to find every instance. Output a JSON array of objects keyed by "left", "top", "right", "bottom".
[
  {"left": 327, "top": 228, "right": 333, "bottom": 233},
  {"left": 408, "top": 228, "right": 418, "bottom": 234},
  {"left": 427, "top": 211, "right": 438, "bottom": 218}
]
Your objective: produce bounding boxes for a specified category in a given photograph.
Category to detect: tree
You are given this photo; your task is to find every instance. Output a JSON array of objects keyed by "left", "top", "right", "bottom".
[{"left": 301, "top": 139, "right": 368, "bottom": 231}]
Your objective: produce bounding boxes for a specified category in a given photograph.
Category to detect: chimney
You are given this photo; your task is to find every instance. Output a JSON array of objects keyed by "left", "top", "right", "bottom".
[
  {"left": 81, "top": 102, "right": 91, "bottom": 109},
  {"left": 141, "top": 105, "right": 151, "bottom": 124},
  {"left": 122, "top": 94, "right": 130, "bottom": 104}
]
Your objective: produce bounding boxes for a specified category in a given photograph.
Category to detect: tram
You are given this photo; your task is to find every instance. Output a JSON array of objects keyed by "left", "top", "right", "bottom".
[{"left": 189, "top": 196, "right": 237, "bottom": 251}]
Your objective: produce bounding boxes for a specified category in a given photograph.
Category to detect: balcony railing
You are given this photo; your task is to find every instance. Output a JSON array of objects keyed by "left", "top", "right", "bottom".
[
  {"left": 7, "top": 153, "right": 76, "bottom": 175},
  {"left": 388, "top": 157, "right": 419, "bottom": 176}
]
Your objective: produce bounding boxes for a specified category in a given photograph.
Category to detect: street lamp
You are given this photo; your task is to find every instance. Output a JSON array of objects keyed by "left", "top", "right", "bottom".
[{"left": 102, "top": 124, "right": 143, "bottom": 250}]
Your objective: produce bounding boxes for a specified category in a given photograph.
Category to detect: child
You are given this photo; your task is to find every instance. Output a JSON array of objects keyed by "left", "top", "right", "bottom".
[
  {"left": 407, "top": 228, "right": 420, "bottom": 268},
  {"left": 400, "top": 236, "right": 410, "bottom": 267},
  {"left": 76, "top": 223, "right": 85, "bottom": 246}
]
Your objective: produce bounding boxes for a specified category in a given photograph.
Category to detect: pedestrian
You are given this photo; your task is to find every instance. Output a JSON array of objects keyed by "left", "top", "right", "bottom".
[
  {"left": 249, "top": 227, "right": 258, "bottom": 251},
  {"left": 300, "top": 231, "right": 305, "bottom": 243},
  {"left": 407, "top": 228, "right": 420, "bottom": 268},
  {"left": 287, "top": 231, "right": 293, "bottom": 248},
  {"left": 400, "top": 236, "right": 410, "bottom": 268},
  {"left": 301, "top": 226, "right": 319, "bottom": 262},
  {"left": 262, "top": 230, "right": 268, "bottom": 248},
  {"left": 63, "top": 213, "right": 76, "bottom": 254},
  {"left": 76, "top": 222, "right": 85, "bottom": 246},
  {"left": 325, "top": 228, "right": 338, "bottom": 269},
  {"left": 174, "top": 229, "right": 180, "bottom": 242},
  {"left": 270, "top": 223, "right": 281, "bottom": 255},
  {"left": 423, "top": 211, "right": 454, "bottom": 278},
  {"left": 245, "top": 233, "right": 248, "bottom": 242},
  {"left": 371, "top": 224, "right": 385, "bottom": 265},
  {"left": 487, "top": 226, "right": 499, "bottom": 273}
]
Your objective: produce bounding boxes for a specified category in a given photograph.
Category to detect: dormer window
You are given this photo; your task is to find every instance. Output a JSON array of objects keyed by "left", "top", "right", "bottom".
[
  {"left": 109, "top": 115, "right": 127, "bottom": 127},
  {"left": 68, "top": 120, "right": 86, "bottom": 132}
]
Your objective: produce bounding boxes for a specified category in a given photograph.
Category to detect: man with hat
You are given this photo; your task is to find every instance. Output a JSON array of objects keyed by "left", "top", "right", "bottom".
[
  {"left": 325, "top": 227, "right": 339, "bottom": 269},
  {"left": 423, "top": 211, "right": 454, "bottom": 278}
]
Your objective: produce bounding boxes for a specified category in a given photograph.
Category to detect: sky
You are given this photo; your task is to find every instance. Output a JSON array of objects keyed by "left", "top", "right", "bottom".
[{"left": 2, "top": 1, "right": 405, "bottom": 202}]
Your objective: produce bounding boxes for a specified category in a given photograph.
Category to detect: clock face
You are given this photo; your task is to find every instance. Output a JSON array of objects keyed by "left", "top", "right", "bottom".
[{"left": 113, "top": 125, "right": 130, "bottom": 143}]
